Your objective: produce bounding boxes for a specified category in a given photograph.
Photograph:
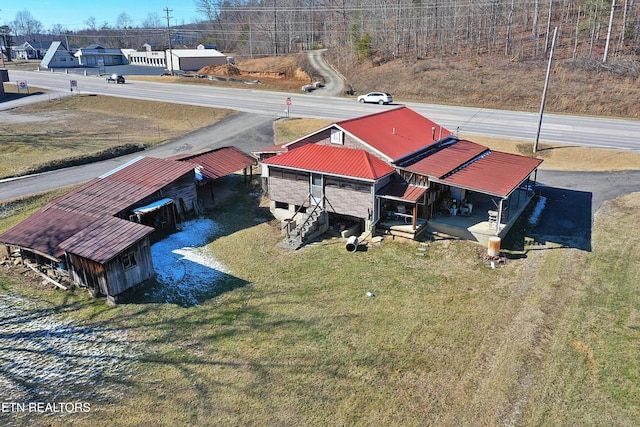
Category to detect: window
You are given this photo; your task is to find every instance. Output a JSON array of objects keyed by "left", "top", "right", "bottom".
[
  {"left": 330, "top": 129, "right": 344, "bottom": 145},
  {"left": 356, "top": 183, "right": 371, "bottom": 193},
  {"left": 121, "top": 252, "right": 137, "bottom": 270},
  {"left": 269, "top": 168, "right": 283, "bottom": 179}
]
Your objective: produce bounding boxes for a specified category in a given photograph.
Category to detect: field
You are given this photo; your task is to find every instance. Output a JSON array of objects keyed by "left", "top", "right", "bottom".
[
  {"left": 1, "top": 176, "right": 638, "bottom": 426},
  {"left": 1, "top": 58, "right": 639, "bottom": 426}
]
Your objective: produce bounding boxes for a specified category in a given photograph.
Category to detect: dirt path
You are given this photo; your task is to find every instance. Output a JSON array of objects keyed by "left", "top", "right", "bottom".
[{"left": 306, "top": 50, "right": 344, "bottom": 96}]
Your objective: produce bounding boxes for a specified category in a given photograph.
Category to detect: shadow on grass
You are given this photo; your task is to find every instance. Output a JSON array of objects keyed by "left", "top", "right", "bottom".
[
  {"left": 115, "top": 176, "right": 266, "bottom": 308},
  {"left": 0, "top": 91, "right": 47, "bottom": 103},
  {"left": 503, "top": 186, "right": 592, "bottom": 253}
]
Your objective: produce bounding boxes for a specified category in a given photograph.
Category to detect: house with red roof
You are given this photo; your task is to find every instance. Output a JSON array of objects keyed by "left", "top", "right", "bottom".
[{"left": 255, "top": 107, "right": 542, "bottom": 248}]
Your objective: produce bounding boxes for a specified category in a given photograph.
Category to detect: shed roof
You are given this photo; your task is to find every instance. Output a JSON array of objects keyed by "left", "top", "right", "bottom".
[
  {"left": 171, "top": 147, "right": 256, "bottom": 180},
  {"left": 0, "top": 156, "right": 194, "bottom": 262},
  {"left": 60, "top": 216, "right": 154, "bottom": 264},
  {"left": 48, "top": 156, "right": 195, "bottom": 216},
  {"left": 0, "top": 207, "right": 98, "bottom": 260},
  {"left": 378, "top": 182, "right": 427, "bottom": 203},
  {"left": 335, "top": 106, "right": 452, "bottom": 162},
  {"left": 262, "top": 144, "right": 394, "bottom": 180}
]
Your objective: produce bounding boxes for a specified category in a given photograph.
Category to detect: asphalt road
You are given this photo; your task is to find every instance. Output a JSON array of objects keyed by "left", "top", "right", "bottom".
[
  {"left": 1, "top": 56, "right": 639, "bottom": 251},
  {"left": 0, "top": 112, "right": 275, "bottom": 201},
  {"left": 5, "top": 67, "right": 640, "bottom": 152}
]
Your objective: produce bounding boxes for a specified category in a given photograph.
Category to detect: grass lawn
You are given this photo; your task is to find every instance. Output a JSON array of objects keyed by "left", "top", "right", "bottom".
[
  {"left": 0, "top": 178, "right": 638, "bottom": 426},
  {"left": 0, "top": 94, "right": 234, "bottom": 179},
  {"left": 0, "top": 93, "right": 638, "bottom": 426}
]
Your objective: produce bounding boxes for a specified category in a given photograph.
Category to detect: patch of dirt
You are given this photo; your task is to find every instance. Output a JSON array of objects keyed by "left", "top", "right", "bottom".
[{"left": 194, "top": 55, "right": 313, "bottom": 90}]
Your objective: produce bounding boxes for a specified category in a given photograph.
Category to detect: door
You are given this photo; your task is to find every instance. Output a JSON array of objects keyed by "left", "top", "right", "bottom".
[{"left": 310, "top": 173, "right": 323, "bottom": 205}]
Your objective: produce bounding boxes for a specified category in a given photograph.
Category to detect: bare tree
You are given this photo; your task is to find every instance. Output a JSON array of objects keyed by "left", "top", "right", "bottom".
[{"left": 11, "top": 10, "right": 43, "bottom": 41}]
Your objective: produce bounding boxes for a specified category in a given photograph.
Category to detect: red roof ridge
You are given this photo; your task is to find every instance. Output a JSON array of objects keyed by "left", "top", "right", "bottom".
[{"left": 335, "top": 105, "right": 409, "bottom": 127}]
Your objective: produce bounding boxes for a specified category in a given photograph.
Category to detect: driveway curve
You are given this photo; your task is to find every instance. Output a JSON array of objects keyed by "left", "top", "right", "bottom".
[{"left": 305, "top": 49, "right": 344, "bottom": 96}]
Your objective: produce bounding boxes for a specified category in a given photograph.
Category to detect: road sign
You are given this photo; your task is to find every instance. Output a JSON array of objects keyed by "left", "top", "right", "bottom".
[{"left": 286, "top": 97, "right": 292, "bottom": 106}]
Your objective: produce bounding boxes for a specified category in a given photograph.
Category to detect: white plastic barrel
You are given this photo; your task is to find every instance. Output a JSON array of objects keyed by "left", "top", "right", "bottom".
[{"left": 346, "top": 235, "right": 359, "bottom": 252}]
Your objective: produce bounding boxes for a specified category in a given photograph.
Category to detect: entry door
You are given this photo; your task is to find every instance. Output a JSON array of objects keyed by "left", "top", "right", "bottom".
[{"left": 310, "top": 174, "right": 323, "bottom": 205}]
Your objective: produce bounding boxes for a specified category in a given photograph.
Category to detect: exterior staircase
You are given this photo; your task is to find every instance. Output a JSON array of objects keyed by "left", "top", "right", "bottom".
[{"left": 278, "top": 207, "right": 329, "bottom": 250}]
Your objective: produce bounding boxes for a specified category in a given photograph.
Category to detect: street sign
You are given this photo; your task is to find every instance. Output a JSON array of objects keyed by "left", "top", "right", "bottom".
[{"left": 286, "top": 97, "right": 292, "bottom": 106}]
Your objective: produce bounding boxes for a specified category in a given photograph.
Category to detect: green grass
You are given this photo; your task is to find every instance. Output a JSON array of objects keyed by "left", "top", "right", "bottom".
[
  {"left": 0, "top": 94, "right": 235, "bottom": 179},
  {"left": 1, "top": 179, "right": 638, "bottom": 426}
]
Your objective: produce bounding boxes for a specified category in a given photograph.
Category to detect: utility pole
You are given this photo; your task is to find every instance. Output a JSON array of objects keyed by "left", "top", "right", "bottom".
[
  {"left": 273, "top": 0, "right": 278, "bottom": 56},
  {"left": 534, "top": 27, "right": 557, "bottom": 153},
  {"left": 164, "top": 7, "right": 174, "bottom": 76},
  {"left": 603, "top": 0, "right": 616, "bottom": 63}
]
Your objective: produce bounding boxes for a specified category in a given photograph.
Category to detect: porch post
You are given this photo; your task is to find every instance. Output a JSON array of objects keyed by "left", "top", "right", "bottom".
[
  {"left": 412, "top": 204, "right": 417, "bottom": 230},
  {"left": 495, "top": 199, "right": 504, "bottom": 235}
]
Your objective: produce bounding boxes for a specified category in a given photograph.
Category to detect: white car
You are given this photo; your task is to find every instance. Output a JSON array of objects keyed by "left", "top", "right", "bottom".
[{"left": 357, "top": 92, "right": 393, "bottom": 105}]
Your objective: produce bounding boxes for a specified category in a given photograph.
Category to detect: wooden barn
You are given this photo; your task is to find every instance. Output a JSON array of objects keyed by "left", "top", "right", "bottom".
[{"left": 0, "top": 148, "right": 256, "bottom": 301}]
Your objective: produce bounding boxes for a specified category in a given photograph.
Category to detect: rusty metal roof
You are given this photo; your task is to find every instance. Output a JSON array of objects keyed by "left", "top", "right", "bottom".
[
  {"left": 336, "top": 106, "right": 452, "bottom": 162},
  {"left": 0, "top": 207, "right": 98, "bottom": 259},
  {"left": 172, "top": 146, "right": 256, "bottom": 180},
  {"left": 0, "top": 156, "right": 194, "bottom": 262},
  {"left": 60, "top": 216, "right": 154, "bottom": 264},
  {"left": 47, "top": 156, "right": 195, "bottom": 216},
  {"left": 262, "top": 144, "right": 394, "bottom": 180}
]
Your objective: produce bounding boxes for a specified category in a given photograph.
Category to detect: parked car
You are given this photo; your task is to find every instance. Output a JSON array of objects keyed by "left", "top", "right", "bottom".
[
  {"left": 106, "top": 74, "right": 125, "bottom": 84},
  {"left": 357, "top": 92, "right": 393, "bottom": 105}
]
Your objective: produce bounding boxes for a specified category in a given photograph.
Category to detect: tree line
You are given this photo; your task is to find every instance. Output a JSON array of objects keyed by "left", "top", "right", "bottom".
[{"left": 3, "top": 1, "right": 639, "bottom": 65}]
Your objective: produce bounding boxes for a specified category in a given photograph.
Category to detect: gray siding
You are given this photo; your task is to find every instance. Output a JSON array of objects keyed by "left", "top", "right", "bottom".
[
  {"left": 325, "top": 186, "right": 373, "bottom": 219},
  {"left": 104, "top": 238, "right": 155, "bottom": 296},
  {"left": 268, "top": 176, "right": 310, "bottom": 206}
]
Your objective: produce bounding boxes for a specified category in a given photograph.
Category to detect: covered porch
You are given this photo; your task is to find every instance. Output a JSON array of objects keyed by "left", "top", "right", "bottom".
[
  {"left": 427, "top": 187, "right": 536, "bottom": 246},
  {"left": 375, "top": 182, "right": 430, "bottom": 240}
]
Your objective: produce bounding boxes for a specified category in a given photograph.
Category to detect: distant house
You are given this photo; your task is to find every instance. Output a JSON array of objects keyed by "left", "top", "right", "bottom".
[
  {"left": 0, "top": 148, "right": 256, "bottom": 302},
  {"left": 255, "top": 107, "right": 543, "bottom": 248},
  {"left": 13, "top": 41, "right": 50, "bottom": 60},
  {"left": 197, "top": 43, "right": 218, "bottom": 50},
  {"left": 74, "top": 44, "right": 127, "bottom": 67},
  {"left": 40, "top": 41, "right": 79, "bottom": 68}
]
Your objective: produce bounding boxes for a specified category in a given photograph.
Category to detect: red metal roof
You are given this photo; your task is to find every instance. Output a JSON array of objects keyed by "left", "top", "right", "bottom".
[
  {"left": 60, "top": 216, "right": 154, "bottom": 264},
  {"left": 402, "top": 139, "right": 489, "bottom": 178},
  {"left": 261, "top": 144, "right": 394, "bottom": 180},
  {"left": 378, "top": 183, "right": 427, "bottom": 202},
  {"left": 441, "top": 151, "right": 544, "bottom": 197},
  {"left": 336, "top": 106, "right": 452, "bottom": 161},
  {"left": 172, "top": 146, "right": 256, "bottom": 180}
]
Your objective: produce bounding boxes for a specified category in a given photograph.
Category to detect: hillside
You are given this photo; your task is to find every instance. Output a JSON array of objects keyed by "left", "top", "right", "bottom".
[
  {"left": 194, "top": 53, "right": 639, "bottom": 119},
  {"left": 333, "top": 55, "right": 640, "bottom": 119}
]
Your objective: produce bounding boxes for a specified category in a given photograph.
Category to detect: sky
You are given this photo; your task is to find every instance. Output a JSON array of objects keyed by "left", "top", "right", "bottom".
[{"left": 1, "top": 1, "right": 203, "bottom": 32}]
